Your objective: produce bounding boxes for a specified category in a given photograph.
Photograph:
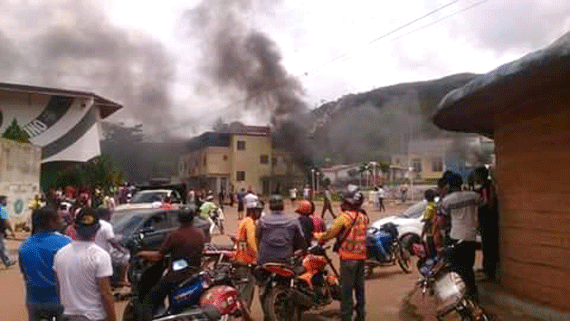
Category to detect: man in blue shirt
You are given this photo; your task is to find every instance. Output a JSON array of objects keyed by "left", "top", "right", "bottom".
[
  {"left": 0, "top": 195, "right": 15, "bottom": 267},
  {"left": 19, "top": 207, "right": 70, "bottom": 321}
]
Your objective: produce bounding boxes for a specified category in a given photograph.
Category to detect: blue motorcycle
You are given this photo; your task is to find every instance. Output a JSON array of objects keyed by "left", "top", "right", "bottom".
[{"left": 365, "top": 222, "right": 412, "bottom": 277}]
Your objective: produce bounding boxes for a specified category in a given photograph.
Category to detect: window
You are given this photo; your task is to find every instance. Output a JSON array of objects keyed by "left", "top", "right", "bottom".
[
  {"left": 272, "top": 157, "right": 277, "bottom": 166},
  {"left": 260, "top": 155, "right": 269, "bottom": 164},
  {"left": 236, "top": 171, "right": 246, "bottom": 182},
  {"left": 432, "top": 157, "right": 444, "bottom": 172},
  {"left": 223, "top": 155, "right": 228, "bottom": 161},
  {"left": 412, "top": 158, "right": 422, "bottom": 172},
  {"left": 237, "top": 141, "right": 246, "bottom": 150}
]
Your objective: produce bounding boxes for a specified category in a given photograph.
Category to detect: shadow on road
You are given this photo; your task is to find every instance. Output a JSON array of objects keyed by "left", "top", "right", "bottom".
[{"left": 367, "top": 268, "right": 407, "bottom": 281}]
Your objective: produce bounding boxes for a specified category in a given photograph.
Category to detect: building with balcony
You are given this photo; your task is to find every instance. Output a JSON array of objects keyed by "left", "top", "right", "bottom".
[{"left": 178, "top": 124, "right": 303, "bottom": 195}]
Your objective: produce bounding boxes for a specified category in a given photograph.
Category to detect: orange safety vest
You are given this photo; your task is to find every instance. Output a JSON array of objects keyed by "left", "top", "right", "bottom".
[
  {"left": 235, "top": 217, "right": 257, "bottom": 265},
  {"left": 338, "top": 210, "right": 369, "bottom": 261}
]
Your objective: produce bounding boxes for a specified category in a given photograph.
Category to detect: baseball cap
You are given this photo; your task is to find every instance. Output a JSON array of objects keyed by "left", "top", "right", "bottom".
[{"left": 75, "top": 209, "right": 101, "bottom": 235}]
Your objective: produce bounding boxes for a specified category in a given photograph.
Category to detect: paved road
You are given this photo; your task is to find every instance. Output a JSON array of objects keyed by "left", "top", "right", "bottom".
[{"left": 0, "top": 200, "right": 429, "bottom": 321}]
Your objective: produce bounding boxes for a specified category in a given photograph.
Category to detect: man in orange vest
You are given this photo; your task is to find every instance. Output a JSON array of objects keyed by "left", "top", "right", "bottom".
[
  {"left": 235, "top": 202, "right": 262, "bottom": 308},
  {"left": 316, "top": 185, "right": 369, "bottom": 321}
]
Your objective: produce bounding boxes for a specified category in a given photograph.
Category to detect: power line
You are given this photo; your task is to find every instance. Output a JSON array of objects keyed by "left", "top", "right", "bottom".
[
  {"left": 302, "top": 0, "right": 461, "bottom": 76},
  {"left": 160, "top": 0, "right": 488, "bottom": 135}
]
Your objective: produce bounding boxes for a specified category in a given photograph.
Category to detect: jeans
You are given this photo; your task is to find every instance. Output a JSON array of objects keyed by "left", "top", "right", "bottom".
[
  {"left": 27, "top": 303, "right": 64, "bottom": 321},
  {"left": 340, "top": 260, "right": 365, "bottom": 321},
  {"left": 321, "top": 201, "right": 336, "bottom": 219},
  {"left": 449, "top": 240, "right": 478, "bottom": 300},
  {"left": 0, "top": 233, "right": 12, "bottom": 267}
]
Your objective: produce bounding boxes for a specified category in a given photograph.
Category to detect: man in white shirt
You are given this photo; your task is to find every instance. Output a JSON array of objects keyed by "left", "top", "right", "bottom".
[
  {"left": 439, "top": 173, "right": 481, "bottom": 301},
  {"left": 303, "top": 185, "right": 311, "bottom": 200},
  {"left": 94, "top": 208, "right": 130, "bottom": 287},
  {"left": 377, "top": 185, "right": 386, "bottom": 212},
  {"left": 244, "top": 189, "right": 259, "bottom": 217},
  {"left": 54, "top": 209, "right": 116, "bottom": 321}
]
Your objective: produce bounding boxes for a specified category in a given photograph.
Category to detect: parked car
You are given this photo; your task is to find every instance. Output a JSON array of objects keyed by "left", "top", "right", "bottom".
[
  {"left": 372, "top": 200, "right": 426, "bottom": 249},
  {"left": 111, "top": 208, "right": 210, "bottom": 249},
  {"left": 372, "top": 199, "right": 480, "bottom": 251},
  {"left": 115, "top": 189, "right": 183, "bottom": 211}
]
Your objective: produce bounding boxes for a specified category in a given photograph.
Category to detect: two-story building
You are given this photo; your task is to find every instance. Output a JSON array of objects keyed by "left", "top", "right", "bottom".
[{"left": 178, "top": 124, "right": 303, "bottom": 195}]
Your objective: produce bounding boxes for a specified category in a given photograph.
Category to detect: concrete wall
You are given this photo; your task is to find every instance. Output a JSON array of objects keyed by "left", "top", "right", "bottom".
[
  {"left": 205, "top": 147, "right": 230, "bottom": 175},
  {"left": 494, "top": 112, "right": 570, "bottom": 311},
  {"left": 230, "top": 134, "right": 272, "bottom": 193},
  {"left": 0, "top": 138, "right": 41, "bottom": 225},
  {"left": 0, "top": 91, "right": 102, "bottom": 162}
]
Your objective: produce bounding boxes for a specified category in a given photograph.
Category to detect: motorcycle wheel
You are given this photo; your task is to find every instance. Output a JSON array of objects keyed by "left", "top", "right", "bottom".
[
  {"left": 263, "top": 286, "right": 302, "bottom": 321},
  {"left": 394, "top": 242, "right": 412, "bottom": 273}
]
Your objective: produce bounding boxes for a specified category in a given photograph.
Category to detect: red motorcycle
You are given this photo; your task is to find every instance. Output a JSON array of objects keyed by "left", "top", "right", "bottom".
[{"left": 256, "top": 244, "right": 341, "bottom": 321}]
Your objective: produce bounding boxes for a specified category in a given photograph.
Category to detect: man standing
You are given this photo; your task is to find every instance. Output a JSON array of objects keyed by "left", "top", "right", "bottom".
[
  {"left": 289, "top": 187, "right": 298, "bottom": 206},
  {"left": 474, "top": 166, "right": 499, "bottom": 281},
  {"left": 316, "top": 185, "right": 369, "bottom": 321},
  {"left": 377, "top": 185, "right": 386, "bottom": 212},
  {"left": 439, "top": 173, "right": 481, "bottom": 300},
  {"left": 244, "top": 189, "right": 259, "bottom": 219},
  {"left": 137, "top": 208, "right": 206, "bottom": 321},
  {"left": 303, "top": 185, "right": 311, "bottom": 200},
  {"left": 0, "top": 195, "right": 15, "bottom": 268},
  {"left": 321, "top": 186, "right": 336, "bottom": 220},
  {"left": 54, "top": 209, "right": 116, "bottom": 321},
  {"left": 19, "top": 207, "right": 70, "bottom": 320},
  {"left": 235, "top": 203, "right": 262, "bottom": 308},
  {"left": 94, "top": 208, "right": 130, "bottom": 287},
  {"left": 237, "top": 188, "right": 246, "bottom": 220}
]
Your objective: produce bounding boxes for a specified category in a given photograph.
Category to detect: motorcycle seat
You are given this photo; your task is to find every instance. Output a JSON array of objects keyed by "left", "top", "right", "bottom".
[{"left": 260, "top": 263, "right": 306, "bottom": 278}]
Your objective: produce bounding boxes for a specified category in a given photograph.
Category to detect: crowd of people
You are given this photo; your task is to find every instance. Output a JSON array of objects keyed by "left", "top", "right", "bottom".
[{"left": 5, "top": 166, "right": 499, "bottom": 321}]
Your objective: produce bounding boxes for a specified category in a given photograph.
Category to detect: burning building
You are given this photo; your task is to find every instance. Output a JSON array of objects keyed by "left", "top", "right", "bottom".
[{"left": 178, "top": 123, "right": 304, "bottom": 195}]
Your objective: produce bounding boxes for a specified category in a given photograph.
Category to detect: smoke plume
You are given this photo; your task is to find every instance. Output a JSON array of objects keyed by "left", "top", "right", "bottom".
[
  {"left": 0, "top": 0, "right": 175, "bottom": 132},
  {"left": 186, "top": 0, "right": 307, "bottom": 119},
  {"left": 186, "top": 0, "right": 314, "bottom": 172}
]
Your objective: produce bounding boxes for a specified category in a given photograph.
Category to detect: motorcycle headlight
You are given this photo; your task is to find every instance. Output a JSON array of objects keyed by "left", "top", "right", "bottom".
[{"left": 434, "top": 272, "right": 466, "bottom": 308}]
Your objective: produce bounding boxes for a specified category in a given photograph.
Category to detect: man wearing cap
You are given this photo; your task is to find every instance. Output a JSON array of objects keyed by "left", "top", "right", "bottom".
[{"left": 54, "top": 209, "right": 116, "bottom": 321}]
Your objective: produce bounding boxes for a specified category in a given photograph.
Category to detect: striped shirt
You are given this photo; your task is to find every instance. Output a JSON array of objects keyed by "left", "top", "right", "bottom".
[{"left": 440, "top": 191, "right": 481, "bottom": 242}]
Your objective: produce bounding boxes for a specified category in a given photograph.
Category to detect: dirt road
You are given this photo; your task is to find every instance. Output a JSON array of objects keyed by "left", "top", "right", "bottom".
[{"left": 0, "top": 200, "right": 426, "bottom": 321}]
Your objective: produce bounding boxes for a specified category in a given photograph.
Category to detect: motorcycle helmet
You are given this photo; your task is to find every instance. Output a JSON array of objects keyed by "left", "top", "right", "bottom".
[
  {"left": 295, "top": 200, "right": 314, "bottom": 216},
  {"left": 178, "top": 206, "right": 196, "bottom": 223},
  {"left": 342, "top": 184, "right": 364, "bottom": 209},
  {"left": 268, "top": 194, "right": 284, "bottom": 211}
]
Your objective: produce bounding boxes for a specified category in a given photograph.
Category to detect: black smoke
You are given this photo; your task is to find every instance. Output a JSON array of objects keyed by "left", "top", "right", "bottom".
[
  {"left": 0, "top": 0, "right": 175, "bottom": 132},
  {"left": 185, "top": 0, "right": 314, "bottom": 169}
]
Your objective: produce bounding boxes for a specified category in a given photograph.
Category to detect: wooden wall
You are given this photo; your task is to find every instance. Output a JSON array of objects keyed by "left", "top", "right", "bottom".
[{"left": 494, "top": 112, "right": 570, "bottom": 311}]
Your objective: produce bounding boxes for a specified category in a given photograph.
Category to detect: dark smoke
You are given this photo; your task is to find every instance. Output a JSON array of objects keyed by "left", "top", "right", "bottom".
[
  {"left": 0, "top": 0, "right": 175, "bottom": 132},
  {"left": 186, "top": 0, "right": 313, "bottom": 170},
  {"left": 186, "top": 0, "right": 306, "bottom": 119}
]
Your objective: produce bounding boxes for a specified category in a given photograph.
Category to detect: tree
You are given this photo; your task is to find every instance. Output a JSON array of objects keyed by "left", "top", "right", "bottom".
[{"left": 2, "top": 118, "right": 30, "bottom": 143}]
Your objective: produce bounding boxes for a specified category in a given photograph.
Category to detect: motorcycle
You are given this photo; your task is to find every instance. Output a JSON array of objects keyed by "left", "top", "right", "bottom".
[
  {"left": 122, "top": 233, "right": 251, "bottom": 321},
  {"left": 365, "top": 222, "right": 412, "bottom": 277},
  {"left": 256, "top": 244, "right": 341, "bottom": 321},
  {"left": 209, "top": 208, "right": 225, "bottom": 235},
  {"left": 415, "top": 242, "right": 492, "bottom": 321}
]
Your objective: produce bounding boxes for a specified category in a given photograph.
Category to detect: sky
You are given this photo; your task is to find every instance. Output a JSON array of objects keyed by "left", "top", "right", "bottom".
[{"left": 1, "top": 0, "right": 570, "bottom": 135}]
